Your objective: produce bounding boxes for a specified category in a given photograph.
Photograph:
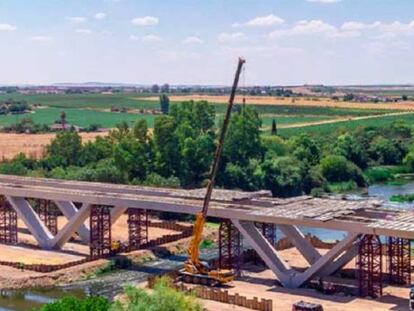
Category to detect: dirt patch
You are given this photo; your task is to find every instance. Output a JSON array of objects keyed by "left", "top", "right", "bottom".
[
  {"left": 142, "top": 95, "right": 414, "bottom": 111},
  {"left": 0, "top": 132, "right": 108, "bottom": 160}
]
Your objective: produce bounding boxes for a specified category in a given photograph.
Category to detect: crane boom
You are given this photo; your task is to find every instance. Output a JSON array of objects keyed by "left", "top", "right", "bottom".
[
  {"left": 202, "top": 57, "right": 245, "bottom": 216},
  {"left": 182, "top": 58, "right": 246, "bottom": 285}
]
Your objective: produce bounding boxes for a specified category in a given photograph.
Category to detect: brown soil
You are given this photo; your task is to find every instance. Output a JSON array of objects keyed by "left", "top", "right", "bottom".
[
  {"left": 0, "top": 132, "right": 108, "bottom": 160},
  {"left": 142, "top": 95, "right": 414, "bottom": 111},
  {"left": 0, "top": 214, "right": 193, "bottom": 289}
]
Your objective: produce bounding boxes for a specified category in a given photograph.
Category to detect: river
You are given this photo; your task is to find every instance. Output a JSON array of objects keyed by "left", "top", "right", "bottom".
[{"left": 1, "top": 181, "right": 414, "bottom": 310}]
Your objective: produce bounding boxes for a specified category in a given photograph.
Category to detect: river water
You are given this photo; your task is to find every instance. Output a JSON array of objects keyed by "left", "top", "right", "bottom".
[{"left": 2, "top": 181, "right": 414, "bottom": 310}]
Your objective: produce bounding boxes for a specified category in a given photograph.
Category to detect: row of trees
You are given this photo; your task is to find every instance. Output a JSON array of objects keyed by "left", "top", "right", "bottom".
[{"left": 1, "top": 101, "right": 414, "bottom": 197}]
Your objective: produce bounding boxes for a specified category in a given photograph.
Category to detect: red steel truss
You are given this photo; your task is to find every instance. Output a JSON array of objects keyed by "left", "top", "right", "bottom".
[
  {"left": 36, "top": 200, "right": 58, "bottom": 236},
  {"left": 387, "top": 236, "right": 411, "bottom": 285},
  {"left": 357, "top": 235, "right": 383, "bottom": 298},
  {"left": 0, "top": 196, "right": 17, "bottom": 245},
  {"left": 90, "top": 205, "right": 112, "bottom": 259},
  {"left": 219, "top": 219, "right": 242, "bottom": 271},
  {"left": 128, "top": 208, "right": 148, "bottom": 251}
]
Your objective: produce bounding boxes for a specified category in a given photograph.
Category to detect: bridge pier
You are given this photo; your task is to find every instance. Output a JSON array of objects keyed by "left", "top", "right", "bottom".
[{"left": 232, "top": 219, "right": 359, "bottom": 288}]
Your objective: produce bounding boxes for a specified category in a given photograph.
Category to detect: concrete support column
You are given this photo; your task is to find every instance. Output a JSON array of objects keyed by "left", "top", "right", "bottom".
[
  {"left": 232, "top": 219, "right": 295, "bottom": 286},
  {"left": 49, "top": 204, "right": 92, "bottom": 249},
  {"left": 6, "top": 196, "right": 53, "bottom": 249},
  {"left": 278, "top": 224, "right": 321, "bottom": 264},
  {"left": 55, "top": 201, "right": 90, "bottom": 243}
]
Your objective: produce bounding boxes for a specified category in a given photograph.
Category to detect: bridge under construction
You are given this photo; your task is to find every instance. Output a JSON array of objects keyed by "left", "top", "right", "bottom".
[{"left": 0, "top": 174, "right": 412, "bottom": 297}]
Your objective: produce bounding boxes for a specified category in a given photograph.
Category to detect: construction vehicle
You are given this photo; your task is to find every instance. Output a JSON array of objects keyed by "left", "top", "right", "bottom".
[{"left": 180, "top": 58, "right": 246, "bottom": 286}]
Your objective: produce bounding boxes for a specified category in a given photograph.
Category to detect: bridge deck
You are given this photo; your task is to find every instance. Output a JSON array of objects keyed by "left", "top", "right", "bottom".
[{"left": 0, "top": 175, "right": 413, "bottom": 239}]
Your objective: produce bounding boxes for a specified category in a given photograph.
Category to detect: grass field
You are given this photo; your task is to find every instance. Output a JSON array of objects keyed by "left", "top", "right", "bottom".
[
  {"left": 0, "top": 93, "right": 411, "bottom": 132},
  {"left": 278, "top": 112, "right": 414, "bottom": 137},
  {"left": 0, "top": 108, "right": 156, "bottom": 128}
]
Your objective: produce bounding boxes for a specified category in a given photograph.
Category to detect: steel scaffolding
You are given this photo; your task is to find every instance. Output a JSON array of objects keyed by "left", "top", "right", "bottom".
[
  {"left": 37, "top": 200, "right": 58, "bottom": 236},
  {"left": 258, "top": 222, "right": 276, "bottom": 246},
  {"left": 0, "top": 196, "right": 17, "bottom": 245},
  {"left": 128, "top": 208, "right": 148, "bottom": 251},
  {"left": 387, "top": 237, "right": 411, "bottom": 285},
  {"left": 219, "top": 219, "right": 242, "bottom": 271},
  {"left": 357, "top": 234, "right": 383, "bottom": 298},
  {"left": 90, "top": 205, "right": 112, "bottom": 259}
]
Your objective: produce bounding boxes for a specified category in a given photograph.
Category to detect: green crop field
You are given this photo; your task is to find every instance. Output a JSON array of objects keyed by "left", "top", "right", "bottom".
[
  {"left": 278, "top": 113, "right": 414, "bottom": 137},
  {"left": 0, "top": 108, "right": 155, "bottom": 128},
  {"left": 0, "top": 93, "right": 404, "bottom": 131},
  {"left": 0, "top": 93, "right": 158, "bottom": 110}
]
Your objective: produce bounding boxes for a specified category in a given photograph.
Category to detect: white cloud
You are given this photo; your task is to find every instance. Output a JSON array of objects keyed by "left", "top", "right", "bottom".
[
  {"left": 245, "top": 14, "right": 285, "bottom": 27},
  {"left": 95, "top": 13, "right": 106, "bottom": 20},
  {"left": 217, "top": 32, "right": 247, "bottom": 44},
  {"left": 183, "top": 36, "right": 203, "bottom": 44},
  {"left": 269, "top": 20, "right": 337, "bottom": 38},
  {"left": 76, "top": 29, "right": 92, "bottom": 35},
  {"left": 306, "top": 0, "right": 341, "bottom": 3},
  {"left": 66, "top": 16, "right": 87, "bottom": 24},
  {"left": 30, "top": 36, "right": 53, "bottom": 42},
  {"left": 341, "top": 21, "right": 381, "bottom": 31},
  {"left": 0, "top": 24, "right": 17, "bottom": 31},
  {"left": 142, "top": 34, "right": 162, "bottom": 43},
  {"left": 378, "top": 21, "right": 414, "bottom": 37},
  {"left": 131, "top": 16, "right": 159, "bottom": 26}
]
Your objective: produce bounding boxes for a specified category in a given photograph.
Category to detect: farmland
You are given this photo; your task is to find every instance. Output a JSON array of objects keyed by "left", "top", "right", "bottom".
[{"left": 0, "top": 93, "right": 402, "bottom": 132}]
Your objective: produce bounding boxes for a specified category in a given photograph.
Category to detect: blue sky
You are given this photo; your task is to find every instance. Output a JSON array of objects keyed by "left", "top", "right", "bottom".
[{"left": 1, "top": 0, "right": 414, "bottom": 85}]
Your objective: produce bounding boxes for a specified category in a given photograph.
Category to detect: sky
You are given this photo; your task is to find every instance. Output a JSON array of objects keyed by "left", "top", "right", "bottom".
[{"left": 1, "top": 0, "right": 414, "bottom": 86}]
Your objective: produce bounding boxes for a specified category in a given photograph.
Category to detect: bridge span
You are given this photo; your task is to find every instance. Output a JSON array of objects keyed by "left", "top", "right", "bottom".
[{"left": 0, "top": 174, "right": 413, "bottom": 289}]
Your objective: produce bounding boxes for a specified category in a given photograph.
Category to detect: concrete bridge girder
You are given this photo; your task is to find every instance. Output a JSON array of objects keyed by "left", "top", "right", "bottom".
[{"left": 232, "top": 219, "right": 359, "bottom": 288}]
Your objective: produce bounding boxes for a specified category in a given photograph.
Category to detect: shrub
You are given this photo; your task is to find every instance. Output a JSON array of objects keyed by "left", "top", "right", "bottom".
[
  {"left": 111, "top": 277, "right": 202, "bottom": 311},
  {"left": 34, "top": 296, "right": 110, "bottom": 311},
  {"left": 319, "top": 155, "right": 365, "bottom": 186}
]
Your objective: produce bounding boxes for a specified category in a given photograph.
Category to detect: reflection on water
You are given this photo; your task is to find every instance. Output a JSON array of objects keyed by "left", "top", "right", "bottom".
[{"left": 2, "top": 181, "right": 414, "bottom": 311}]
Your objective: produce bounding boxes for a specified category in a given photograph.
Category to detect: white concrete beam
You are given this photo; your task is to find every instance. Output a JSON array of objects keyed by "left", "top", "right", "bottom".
[
  {"left": 55, "top": 201, "right": 90, "bottom": 243},
  {"left": 6, "top": 196, "right": 53, "bottom": 249},
  {"left": 288, "top": 232, "right": 359, "bottom": 288},
  {"left": 232, "top": 220, "right": 295, "bottom": 286},
  {"left": 278, "top": 224, "right": 321, "bottom": 264},
  {"left": 319, "top": 243, "right": 358, "bottom": 277},
  {"left": 49, "top": 204, "right": 92, "bottom": 249},
  {"left": 111, "top": 206, "right": 128, "bottom": 225}
]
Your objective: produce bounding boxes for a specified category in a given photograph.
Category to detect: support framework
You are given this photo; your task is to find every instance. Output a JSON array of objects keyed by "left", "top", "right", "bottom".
[
  {"left": 128, "top": 208, "right": 148, "bottom": 251},
  {"left": 90, "top": 205, "right": 112, "bottom": 259},
  {"left": 36, "top": 200, "right": 58, "bottom": 236},
  {"left": 219, "top": 219, "right": 242, "bottom": 271},
  {"left": 357, "top": 235, "right": 383, "bottom": 298},
  {"left": 0, "top": 196, "right": 17, "bottom": 245},
  {"left": 257, "top": 222, "right": 276, "bottom": 246},
  {"left": 387, "top": 236, "right": 411, "bottom": 285}
]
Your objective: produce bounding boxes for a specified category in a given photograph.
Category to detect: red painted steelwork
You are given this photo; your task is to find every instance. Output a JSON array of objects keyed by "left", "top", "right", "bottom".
[
  {"left": 357, "top": 235, "right": 383, "bottom": 298},
  {"left": 0, "top": 196, "right": 17, "bottom": 245},
  {"left": 128, "top": 208, "right": 148, "bottom": 251},
  {"left": 90, "top": 205, "right": 112, "bottom": 259},
  {"left": 387, "top": 236, "right": 411, "bottom": 285}
]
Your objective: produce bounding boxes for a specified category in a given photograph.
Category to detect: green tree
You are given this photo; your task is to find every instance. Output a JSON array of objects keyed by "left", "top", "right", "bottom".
[
  {"left": 45, "top": 131, "right": 82, "bottom": 167},
  {"left": 368, "top": 136, "right": 402, "bottom": 165},
  {"left": 319, "top": 155, "right": 365, "bottom": 186},
  {"left": 334, "top": 133, "right": 368, "bottom": 169},
  {"left": 261, "top": 156, "right": 303, "bottom": 197},
  {"left": 153, "top": 115, "right": 180, "bottom": 178},
  {"left": 271, "top": 119, "right": 277, "bottom": 135},
  {"left": 289, "top": 134, "right": 320, "bottom": 166},
  {"left": 160, "top": 94, "right": 170, "bottom": 115}
]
